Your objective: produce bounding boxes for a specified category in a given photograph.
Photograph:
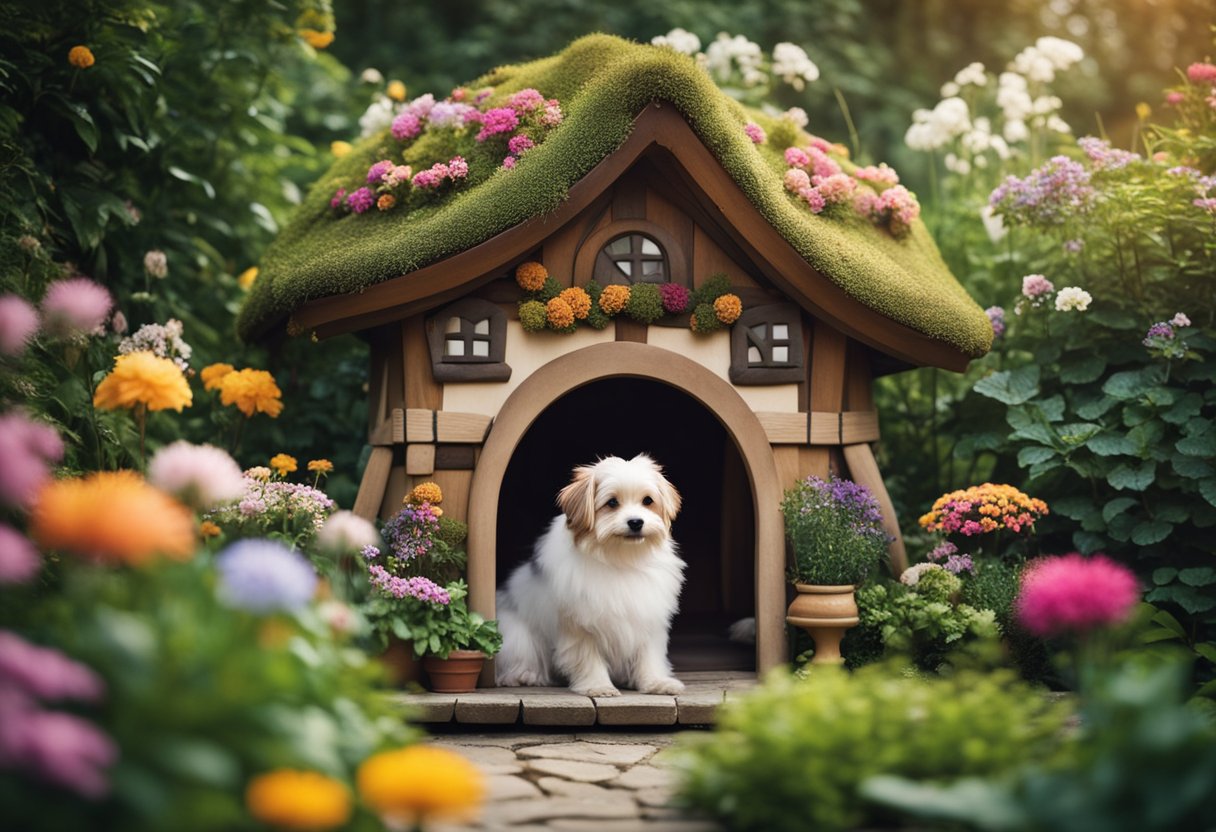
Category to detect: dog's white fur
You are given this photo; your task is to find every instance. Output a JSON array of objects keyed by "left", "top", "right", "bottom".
[{"left": 495, "top": 454, "right": 686, "bottom": 697}]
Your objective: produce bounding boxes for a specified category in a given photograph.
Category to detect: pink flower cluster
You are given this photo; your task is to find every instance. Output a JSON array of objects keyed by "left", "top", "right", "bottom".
[
  {"left": 490, "top": 88, "right": 564, "bottom": 168},
  {"left": 785, "top": 145, "right": 842, "bottom": 178},
  {"left": 744, "top": 122, "right": 766, "bottom": 144},
  {"left": 367, "top": 564, "right": 451, "bottom": 605},
  {"left": 1187, "top": 62, "right": 1216, "bottom": 84},
  {"left": 659, "top": 283, "right": 690, "bottom": 314},
  {"left": 390, "top": 112, "right": 422, "bottom": 141},
  {"left": 0, "top": 410, "right": 64, "bottom": 508},
  {"left": 0, "top": 630, "right": 117, "bottom": 798},
  {"left": 0, "top": 524, "right": 39, "bottom": 584},
  {"left": 855, "top": 185, "right": 921, "bottom": 236},
  {"left": 476, "top": 107, "right": 519, "bottom": 142},
  {"left": 412, "top": 156, "right": 468, "bottom": 189},
  {"left": 1015, "top": 553, "right": 1139, "bottom": 638},
  {"left": 854, "top": 164, "right": 900, "bottom": 185},
  {"left": 1022, "top": 274, "right": 1055, "bottom": 298},
  {"left": 40, "top": 278, "right": 112, "bottom": 339},
  {"left": 0, "top": 295, "right": 38, "bottom": 355}
]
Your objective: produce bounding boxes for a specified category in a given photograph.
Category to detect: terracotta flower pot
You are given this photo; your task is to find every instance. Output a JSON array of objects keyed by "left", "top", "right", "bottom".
[
  {"left": 786, "top": 583, "right": 859, "bottom": 665},
  {"left": 379, "top": 637, "right": 423, "bottom": 687},
  {"left": 421, "top": 650, "right": 487, "bottom": 693}
]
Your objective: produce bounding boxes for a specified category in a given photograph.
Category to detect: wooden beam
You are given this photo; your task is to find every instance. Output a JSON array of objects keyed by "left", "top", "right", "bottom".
[
  {"left": 405, "top": 408, "right": 434, "bottom": 443},
  {"left": 614, "top": 318, "right": 647, "bottom": 343},
  {"left": 805, "top": 410, "right": 880, "bottom": 445},
  {"left": 435, "top": 445, "right": 478, "bottom": 470},
  {"left": 405, "top": 444, "right": 436, "bottom": 476},
  {"left": 403, "top": 316, "right": 441, "bottom": 411},
  {"left": 842, "top": 443, "right": 908, "bottom": 575},
  {"left": 756, "top": 412, "right": 808, "bottom": 444},
  {"left": 436, "top": 411, "right": 493, "bottom": 444},
  {"left": 353, "top": 447, "right": 393, "bottom": 520}
]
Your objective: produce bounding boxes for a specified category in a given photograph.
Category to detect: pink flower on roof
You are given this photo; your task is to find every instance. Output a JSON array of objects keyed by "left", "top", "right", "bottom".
[
  {"left": 784, "top": 147, "right": 810, "bottom": 168},
  {"left": 476, "top": 107, "right": 519, "bottom": 142},
  {"left": 744, "top": 122, "right": 766, "bottom": 144},
  {"left": 346, "top": 187, "right": 374, "bottom": 214},
  {"left": 447, "top": 156, "right": 469, "bottom": 179},
  {"left": 784, "top": 168, "right": 811, "bottom": 193},
  {"left": 508, "top": 134, "right": 534, "bottom": 155},
  {"left": 508, "top": 88, "right": 544, "bottom": 112},
  {"left": 540, "top": 99, "right": 563, "bottom": 126},
  {"left": 801, "top": 187, "right": 826, "bottom": 214},
  {"left": 808, "top": 147, "right": 841, "bottom": 179},
  {"left": 391, "top": 112, "right": 422, "bottom": 141}
]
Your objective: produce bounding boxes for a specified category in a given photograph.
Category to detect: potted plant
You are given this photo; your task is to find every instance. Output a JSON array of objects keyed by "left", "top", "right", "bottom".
[{"left": 781, "top": 474, "right": 890, "bottom": 664}]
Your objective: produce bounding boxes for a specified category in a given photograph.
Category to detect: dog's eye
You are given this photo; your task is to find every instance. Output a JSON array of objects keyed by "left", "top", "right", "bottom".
[
  {"left": 642, "top": 496, "right": 654, "bottom": 506},
  {"left": 606, "top": 497, "right": 619, "bottom": 509}
]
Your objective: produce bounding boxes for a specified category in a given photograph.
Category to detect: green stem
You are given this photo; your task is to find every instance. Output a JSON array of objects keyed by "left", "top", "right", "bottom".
[{"left": 833, "top": 87, "right": 862, "bottom": 162}]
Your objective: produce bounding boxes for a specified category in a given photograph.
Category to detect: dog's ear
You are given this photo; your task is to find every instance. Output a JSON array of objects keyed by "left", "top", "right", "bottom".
[
  {"left": 656, "top": 474, "right": 682, "bottom": 525},
  {"left": 557, "top": 466, "right": 597, "bottom": 534}
]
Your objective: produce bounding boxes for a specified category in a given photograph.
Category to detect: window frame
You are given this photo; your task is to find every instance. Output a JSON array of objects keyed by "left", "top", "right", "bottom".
[
  {"left": 729, "top": 304, "right": 805, "bottom": 385},
  {"left": 594, "top": 232, "right": 670, "bottom": 285},
  {"left": 426, "top": 298, "right": 511, "bottom": 382}
]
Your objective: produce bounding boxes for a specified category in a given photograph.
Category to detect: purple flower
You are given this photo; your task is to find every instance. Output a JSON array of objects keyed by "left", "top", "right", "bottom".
[
  {"left": 0, "top": 696, "right": 117, "bottom": 799},
  {"left": 383, "top": 502, "right": 441, "bottom": 562},
  {"left": 361, "top": 544, "right": 380, "bottom": 560},
  {"left": 507, "top": 134, "right": 534, "bottom": 156},
  {"left": 476, "top": 107, "right": 519, "bottom": 142},
  {"left": 0, "top": 411, "right": 64, "bottom": 509},
  {"left": 40, "top": 278, "right": 112, "bottom": 339},
  {"left": 390, "top": 113, "right": 421, "bottom": 141},
  {"left": 404, "top": 93, "right": 436, "bottom": 120},
  {"left": 238, "top": 496, "right": 266, "bottom": 517},
  {"left": 1077, "top": 136, "right": 1140, "bottom": 170},
  {"left": 660, "top": 283, "right": 690, "bottom": 314},
  {"left": 216, "top": 540, "right": 317, "bottom": 614},
  {"left": 346, "top": 187, "right": 374, "bottom": 214},
  {"left": 1063, "top": 239, "right": 1084, "bottom": 253},
  {"left": 989, "top": 156, "right": 1094, "bottom": 226},
  {"left": 0, "top": 295, "right": 39, "bottom": 356},
  {"left": 0, "top": 631, "right": 105, "bottom": 702},
  {"left": 985, "top": 306, "right": 1006, "bottom": 338},
  {"left": 426, "top": 101, "right": 476, "bottom": 129},
  {"left": 943, "top": 553, "right": 975, "bottom": 575},
  {"left": 926, "top": 541, "right": 958, "bottom": 562},
  {"left": 366, "top": 159, "right": 394, "bottom": 184},
  {"left": 367, "top": 564, "right": 450, "bottom": 604},
  {"left": 0, "top": 524, "right": 41, "bottom": 584}
]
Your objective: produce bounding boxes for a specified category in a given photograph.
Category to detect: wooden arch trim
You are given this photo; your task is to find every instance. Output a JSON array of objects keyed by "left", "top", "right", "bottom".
[
  {"left": 288, "top": 103, "right": 970, "bottom": 371},
  {"left": 466, "top": 341, "right": 789, "bottom": 678}
]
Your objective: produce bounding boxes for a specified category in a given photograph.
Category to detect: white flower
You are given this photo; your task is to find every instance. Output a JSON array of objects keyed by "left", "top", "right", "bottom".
[
  {"left": 980, "top": 205, "right": 1007, "bottom": 243},
  {"left": 358, "top": 94, "right": 399, "bottom": 138},
  {"left": 940, "top": 81, "right": 960, "bottom": 97},
  {"left": 149, "top": 441, "right": 246, "bottom": 510},
  {"left": 1014, "top": 47, "right": 1057, "bottom": 83},
  {"left": 1054, "top": 286, "right": 1093, "bottom": 312},
  {"left": 953, "top": 61, "right": 988, "bottom": 87},
  {"left": 783, "top": 106, "right": 809, "bottom": 128},
  {"left": 704, "top": 33, "right": 764, "bottom": 84},
  {"left": 1034, "top": 36, "right": 1084, "bottom": 70},
  {"left": 900, "top": 562, "right": 945, "bottom": 586},
  {"left": 772, "top": 42, "right": 819, "bottom": 90},
  {"left": 144, "top": 250, "right": 168, "bottom": 279},
  {"left": 944, "top": 153, "right": 971, "bottom": 175},
  {"left": 1003, "top": 118, "right": 1029, "bottom": 143},
  {"left": 360, "top": 67, "right": 384, "bottom": 85},
  {"left": 1046, "top": 115, "right": 1072, "bottom": 134},
  {"left": 651, "top": 28, "right": 701, "bottom": 55},
  {"left": 316, "top": 510, "right": 381, "bottom": 554},
  {"left": 1171, "top": 313, "right": 1192, "bottom": 327}
]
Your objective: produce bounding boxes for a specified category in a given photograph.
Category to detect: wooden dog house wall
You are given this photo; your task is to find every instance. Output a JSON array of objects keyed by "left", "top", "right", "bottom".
[{"left": 298, "top": 107, "right": 969, "bottom": 675}]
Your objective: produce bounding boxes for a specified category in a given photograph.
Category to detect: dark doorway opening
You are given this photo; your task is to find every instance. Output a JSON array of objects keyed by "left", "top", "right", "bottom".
[{"left": 496, "top": 377, "right": 755, "bottom": 672}]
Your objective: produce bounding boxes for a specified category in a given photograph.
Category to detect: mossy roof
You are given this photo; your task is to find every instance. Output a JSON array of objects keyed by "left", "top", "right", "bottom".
[{"left": 239, "top": 34, "right": 992, "bottom": 360}]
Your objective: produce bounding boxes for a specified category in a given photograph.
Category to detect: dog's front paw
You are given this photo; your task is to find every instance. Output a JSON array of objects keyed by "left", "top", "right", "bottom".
[
  {"left": 639, "top": 677, "right": 685, "bottom": 695},
  {"left": 574, "top": 684, "right": 620, "bottom": 698}
]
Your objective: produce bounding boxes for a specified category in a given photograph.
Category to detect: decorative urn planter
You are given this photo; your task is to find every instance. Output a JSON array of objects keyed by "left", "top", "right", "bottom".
[
  {"left": 786, "top": 583, "right": 859, "bottom": 665},
  {"left": 421, "top": 649, "right": 487, "bottom": 693}
]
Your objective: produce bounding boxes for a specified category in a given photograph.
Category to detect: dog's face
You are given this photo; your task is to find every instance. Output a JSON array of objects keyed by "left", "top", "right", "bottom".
[{"left": 557, "top": 454, "right": 681, "bottom": 552}]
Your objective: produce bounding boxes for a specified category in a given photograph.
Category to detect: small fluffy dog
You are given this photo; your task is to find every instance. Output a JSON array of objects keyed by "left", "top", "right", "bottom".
[{"left": 495, "top": 454, "right": 686, "bottom": 697}]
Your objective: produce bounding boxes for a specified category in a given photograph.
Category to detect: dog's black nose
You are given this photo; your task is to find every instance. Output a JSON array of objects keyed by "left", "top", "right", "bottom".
[{"left": 627, "top": 518, "right": 644, "bottom": 532}]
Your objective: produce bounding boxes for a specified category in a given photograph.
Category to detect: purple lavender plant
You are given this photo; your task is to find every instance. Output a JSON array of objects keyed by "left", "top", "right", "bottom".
[
  {"left": 989, "top": 155, "right": 1094, "bottom": 226},
  {"left": 781, "top": 474, "right": 890, "bottom": 585}
]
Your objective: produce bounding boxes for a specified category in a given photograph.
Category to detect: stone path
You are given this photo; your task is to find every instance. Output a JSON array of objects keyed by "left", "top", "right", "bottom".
[{"left": 428, "top": 729, "right": 722, "bottom": 832}]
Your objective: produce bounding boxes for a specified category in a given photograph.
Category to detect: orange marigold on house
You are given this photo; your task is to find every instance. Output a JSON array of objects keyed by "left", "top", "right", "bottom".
[
  {"left": 714, "top": 293, "right": 743, "bottom": 324},
  {"left": 68, "top": 45, "right": 94, "bottom": 68},
  {"left": 298, "top": 28, "right": 335, "bottom": 49},
  {"left": 30, "top": 471, "right": 195, "bottom": 565},
  {"left": 377, "top": 193, "right": 396, "bottom": 211},
  {"left": 408, "top": 482, "right": 443, "bottom": 505},
  {"left": 93, "top": 351, "right": 193, "bottom": 412},
  {"left": 919, "top": 483, "right": 1049, "bottom": 537},
  {"left": 546, "top": 297, "right": 575, "bottom": 329},
  {"left": 219, "top": 368, "right": 283, "bottom": 418},
  {"left": 270, "top": 454, "right": 298, "bottom": 477},
  {"left": 515, "top": 261, "right": 548, "bottom": 292},
  {"left": 201, "top": 363, "right": 235, "bottom": 391},
  {"left": 357, "top": 747, "right": 483, "bottom": 826},
  {"left": 558, "top": 287, "right": 592, "bottom": 320},
  {"left": 598, "top": 284, "right": 631, "bottom": 315},
  {"left": 246, "top": 769, "right": 351, "bottom": 831}
]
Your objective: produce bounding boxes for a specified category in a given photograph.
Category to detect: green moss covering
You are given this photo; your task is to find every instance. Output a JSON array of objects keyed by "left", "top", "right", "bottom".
[{"left": 239, "top": 34, "right": 992, "bottom": 359}]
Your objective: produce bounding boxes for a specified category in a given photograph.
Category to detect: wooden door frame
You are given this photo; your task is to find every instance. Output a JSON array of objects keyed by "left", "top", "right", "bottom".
[{"left": 467, "top": 341, "right": 788, "bottom": 680}]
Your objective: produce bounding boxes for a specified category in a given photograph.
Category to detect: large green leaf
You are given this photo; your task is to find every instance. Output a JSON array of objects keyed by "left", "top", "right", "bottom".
[
  {"left": 1131, "top": 520, "right": 1173, "bottom": 546},
  {"left": 1177, "top": 431, "right": 1216, "bottom": 458},
  {"left": 1201, "top": 479, "right": 1216, "bottom": 508},
  {"left": 1107, "top": 461, "right": 1156, "bottom": 491},
  {"left": 973, "top": 366, "right": 1040, "bottom": 405},
  {"left": 1087, "top": 432, "right": 1133, "bottom": 456},
  {"left": 1059, "top": 353, "right": 1106, "bottom": 384},
  {"left": 1017, "top": 446, "right": 1056, "bottom": 467},
  {"left": 1102, "top": 497, "right": 1138, "bottom": 523}
]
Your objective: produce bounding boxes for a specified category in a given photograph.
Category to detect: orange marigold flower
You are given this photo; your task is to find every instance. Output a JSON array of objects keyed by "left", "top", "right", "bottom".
[
  {"left": 219, "top": 368, "right": 283, "bottom": 418},
  {"left": 201, "top": 363, "right": 235, "bottom": 391},
  {"left": 31, "top": 471, "right": 195, "bottom": 565},
  {"left": 377, "top": 193, "right": 396, "bottom": 212},
  {"left": 93, "top": 351, "right": 192, "bottom": 412},
  {"left": 713, "top": 293, "right": 743, "bottom": 324},
  {"left": 546, "top": 297, "right": 575, "bottom": 329},
  {"left": 308, "top": 459, "right": 334, "bottom": 474},
  {"left": 408, "top": 482, "right": 443, "bottom": 504},
  {"left": 598, "top": 284, "right": 630, "bottom": 315},
  {"left": 558, "top": 287, "right": 592, "bottom": 320},
  {"left": 247, "top": 769, "right": 351, "bottom": 831},
  {"left": 357, "top": 747, "right": 484, "bottom": 826},
  {"left": 270, "top": 454, "right": 298, "bottom": 477},
  {"left": 237, "top": 267, "right": 258, "bottom": 291},
  {"left": 68, "top": 46, "right": 95, "bottom": 69},
  {"left": 199, "top": 520, "right": 222, "bottom": 539},
  {"left": 387, "top": 80, "right": 407, "bottom": 102},
  {"left": 298, "top": 28, "right": 335, "bottom": 49},
  {"left": 515, "top": 261, "right": 548, "bottom": 292}
]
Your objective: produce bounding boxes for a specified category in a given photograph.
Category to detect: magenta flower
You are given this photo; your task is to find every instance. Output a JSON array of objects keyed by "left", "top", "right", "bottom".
[
  {"left": 0, "top": 525, "right": 39, "bottom": 584},
  {"left": 1022, "top": 274, "right": 1055, "bottom": 298},
  {"left": 0, "top": 411, "right": 64, "bottom": 508},
  {"left": 0, "top": 631, "right": 105, "bottom": 702},
  {"left": 802, "top": 187, "right": 826, "bottom": 214},
  {"left": 659, "top": 283, "right": 690, "bottom": 314},
  {"left": 391, "top": 112, "right": 421, "bottom": 141},
  {"left": 346, "top": 187, "right": 375, "bottom": 214},
  {"left": 411, "top": 169, "right": 442, "bottom": 189},
  {"left": 1015, "top": 553, "right": 1139, "bottom": 638},
  {"left": 508, "top": 88, "right": 544, "bottom": 112},
  {"left": 784, "top": 168, "right": 811, "bottom": 193},
  {"left": 366, "top": 159, "right": 394, "bottom": 184},
  {"left": 744, "top": 122, "right": 766, "bottom": 144},
  {"left": 447, "top": 156, "right": 469, "bottom": 179},
  {"left": 0, "top": 697, "right": 118, "bottom": 799},
  {"left": 507, "top": 134, "right": 534, "bottom": 156},
  {"left": 784, "top": 147, "right": 810, "bottom": 168},
  {"left": 807, "top": 147, "right": 841, "bottom": 179},
  {"left": 330, "top": 187, "right": 346, "bottom": 210},
  {"left": 502, "top": 155, "right": 517, "bottom": 170},
  {"left": 0, "top": 295, "right": 39, "bottom": 355},
  {"left": 476, "top": 107, "right": 519, "bottom": 142},
  {"left": 1165, "top": 91, "right": 1185, "bottom": 105},
  {"left": 1187, "top": 62, "right": 1216, "bottom": 84},
  {"left": 40, "top": 278, "right": 112, "bottom": 339},
  {"left": 813, "top": 173, "right": 857, "bottom": 205}
]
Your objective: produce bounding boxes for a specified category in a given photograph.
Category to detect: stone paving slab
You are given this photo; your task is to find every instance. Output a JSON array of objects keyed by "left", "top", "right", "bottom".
[
  {"left": 456, "top": 694, "right": 523, "bottom": 724},
  {"left": 594, "top": 694, "right": 678, "bottom": 726}
]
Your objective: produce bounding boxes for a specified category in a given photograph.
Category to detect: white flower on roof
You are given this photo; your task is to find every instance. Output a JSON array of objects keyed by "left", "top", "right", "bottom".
[
  {"left": 772, "top": 42, "right": 819, "bottom": 90},
  {"left": 1046, "top": 115, "right": 1071, "bottom": 134},
  {"left": 1055, "top": 286, "right": 1093, "bottom": 312},
  {"left": 651, "top": 28, "right": 701, "bottom": 55},
  {"left": 359, "top": 94, "right": 400, "bottom": 138},
  {"left": 705, "top": 33, "right": 764, "bottom": 86},
  {"left": 784, "top": 106, "right": 809, "bottom": 128}
]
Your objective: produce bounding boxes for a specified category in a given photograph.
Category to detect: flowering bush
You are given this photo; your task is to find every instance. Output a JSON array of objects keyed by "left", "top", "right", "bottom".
[
  {"left": 919, "top": 482, "right": 1049, "bottom": 541},
  {"left": 781, "top": 475, "right": 890, "bottom": 585}
]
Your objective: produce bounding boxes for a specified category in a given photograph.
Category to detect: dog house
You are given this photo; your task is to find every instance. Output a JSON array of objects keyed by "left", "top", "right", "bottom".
[{"left": 239, "top": 35, "right": 992, "bottom": 678}]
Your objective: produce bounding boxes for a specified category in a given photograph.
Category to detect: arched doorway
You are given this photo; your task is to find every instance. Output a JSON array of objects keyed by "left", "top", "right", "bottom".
[{"left": 467, "top": 342, "right": 786, "bottom": 676}]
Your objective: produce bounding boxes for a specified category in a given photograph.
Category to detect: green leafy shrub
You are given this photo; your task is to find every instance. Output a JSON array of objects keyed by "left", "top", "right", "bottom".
[
  {"left": 673, "top": 663, "right": 1070, "bottom": 832},
  {"left": 781, "top": 475, "right": 889, "bottom": 585},
  {"left": 854, "top": 577, "right": 999, "bottom": 670},
  {"left": 625, "top": 282, "right": 664, "bottom": 324},
  {"left": 367, "top": 580, "right": 502, "bottom": 658}
]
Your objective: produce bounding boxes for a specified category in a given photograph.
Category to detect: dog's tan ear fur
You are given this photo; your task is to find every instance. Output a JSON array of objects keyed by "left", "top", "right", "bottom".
[
  {"left": 557, "top": 466, "right": 597, "bottom": 536},
  {"left": 657, "top": 474, "right": 682, "bottom": 526}
]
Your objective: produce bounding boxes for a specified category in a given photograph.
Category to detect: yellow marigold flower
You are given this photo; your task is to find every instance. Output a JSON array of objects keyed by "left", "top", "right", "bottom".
[
  {"left": 408, "top": 482, "right": 443, "bottom": 505},
  {"left": 308, "top": 459, "right": 334, "bottom": 474},
  {"left": 237, "top": 267, "right": 258, "bottom": 291},
  {"left": 68, "top": 45, "right": 95, "bottom": 69},
  {"left": 246, "top": 466, "right": 272, "bottom": 482},
  {"left": 1135, "top": 102, "right": 1151, "bottom": 120},
  {"left": 246, "top": 769, "right": 351, "bottom": 831},
  {"left": 558, "top": 287, "right": 591, "bottom": 320},
  {"left": 514, "top": 261, "right": 548, "bottom": 292},
  {"left": 377, "top": 193, "right": 396, "bottom": 212},
  {"left": 357, "top": 747, "right": 483, "bottom": 826},
  {"left": 330, "top": 140, "right": 352, "bottom": 158},
  {"left": 598, "top": 284, "right": 630, "bottom": 315},
  {"left": 94, "top": 351, "right": 193, "bottom": 413},
  {"left": 298, "top": 28, "right": 335, "bottom": 49},
  {"left": 387, "top": 80, "right": 407, "bottom": 102},
  {"left": 270, "top": 454, "right": 298, "bottom": 477},
  {"left": 546, "top": 297, "right": 574, "bottom": 329},
  {"left": 714, "top": 293, "right": 743, "bottom": 325},
  {"left": 219, "top": 368, "right": 283, "bottom": 418},
  {"left": 201, "top": 363, "right": 235, "bottom": 392},
  {"left": 31, "top": 471, "right": 195, "bottom": 566},
  {"left": 199, "top": 520, "right": 221, "bottom": 539}
]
